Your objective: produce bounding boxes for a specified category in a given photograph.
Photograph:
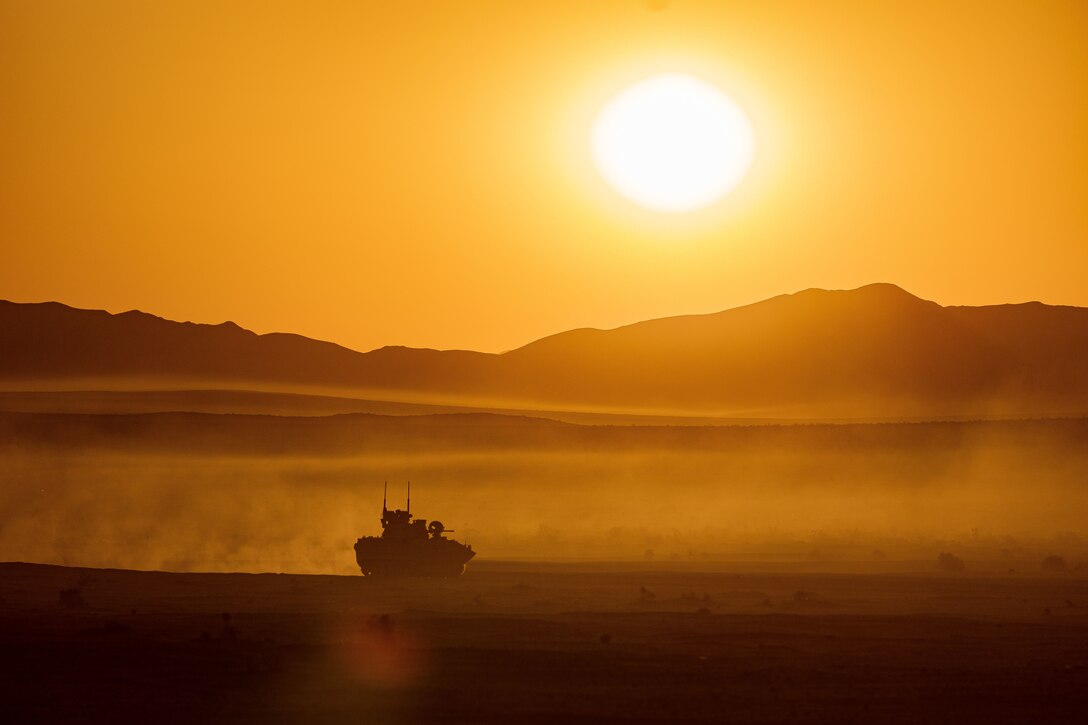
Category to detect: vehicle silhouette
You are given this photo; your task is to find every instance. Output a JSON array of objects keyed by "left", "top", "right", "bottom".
[{"left": 354, "top": 482, "right": 475, "bottom": 577}]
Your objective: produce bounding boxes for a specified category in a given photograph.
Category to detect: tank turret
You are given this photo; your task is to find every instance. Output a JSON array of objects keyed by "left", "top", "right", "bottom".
[{"left": 354, "top": 482, "right": 475, "bottom": 577}]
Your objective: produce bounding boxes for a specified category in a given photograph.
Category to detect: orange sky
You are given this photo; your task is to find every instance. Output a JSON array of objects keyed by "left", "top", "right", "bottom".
[{"left": 2, "top": 1, "right": 1086, "bottom": 353}]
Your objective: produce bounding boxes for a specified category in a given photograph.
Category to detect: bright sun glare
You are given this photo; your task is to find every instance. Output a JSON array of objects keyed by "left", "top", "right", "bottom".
[{"left": 591, "top": 73, "right": 755, "bottom": 213}]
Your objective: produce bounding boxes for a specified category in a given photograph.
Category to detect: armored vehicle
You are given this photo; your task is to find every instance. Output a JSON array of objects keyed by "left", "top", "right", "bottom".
[{"left": 354, "top": 483, "right": 475, "bottom": 577}]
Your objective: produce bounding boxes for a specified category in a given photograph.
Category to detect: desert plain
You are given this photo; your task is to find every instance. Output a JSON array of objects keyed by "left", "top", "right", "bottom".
[{"left": 2, "top": 560, "right": 1088, "bottom": 724}]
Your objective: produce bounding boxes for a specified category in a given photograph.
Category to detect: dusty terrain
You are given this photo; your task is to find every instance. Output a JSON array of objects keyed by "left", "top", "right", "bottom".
[
  {"left": 4, "top": 411, "right": 1087, "bottom": 569},
  {"left": 2, "top": 561, "right": 1087, "bottom": 724},
  {"left": 2, "top": 407, "right": 1086, "bottom": 722}
]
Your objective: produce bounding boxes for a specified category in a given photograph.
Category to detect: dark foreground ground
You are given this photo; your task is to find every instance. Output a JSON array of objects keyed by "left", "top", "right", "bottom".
[{"left": 2, "top": 562, "right": 1087, "bottom": 724}]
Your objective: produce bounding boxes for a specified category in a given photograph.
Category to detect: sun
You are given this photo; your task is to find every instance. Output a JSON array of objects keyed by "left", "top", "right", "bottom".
[{"left": 590, "top": 73, "right": 755, "bottom": 213}]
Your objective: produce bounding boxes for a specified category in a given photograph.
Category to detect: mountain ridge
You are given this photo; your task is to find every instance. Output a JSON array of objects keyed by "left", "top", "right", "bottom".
[{"left": 3, "top": 284, "right": 1086, "bottom": 418}]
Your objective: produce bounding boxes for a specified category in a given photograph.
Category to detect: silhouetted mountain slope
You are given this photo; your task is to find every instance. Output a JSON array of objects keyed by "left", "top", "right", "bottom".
[
  {"left": 3, "top": 284, "right": 1087, "bottom": 417},
  {"left": 0, "top": 300, "right": 497, "bottom": 391},
  {"left": 501, "top": 284, "right": 1088, "bottom": 414}
]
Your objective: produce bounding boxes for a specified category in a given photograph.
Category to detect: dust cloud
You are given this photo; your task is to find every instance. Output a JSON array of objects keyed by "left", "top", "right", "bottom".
[{"left": 1, "top": 413, "right": 1086, "bottom": 573}]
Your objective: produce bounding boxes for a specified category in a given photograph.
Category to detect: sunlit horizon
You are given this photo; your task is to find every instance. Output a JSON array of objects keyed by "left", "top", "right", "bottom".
[{"left": 2, "top": 1, "right": 1085, "bottom": 353}]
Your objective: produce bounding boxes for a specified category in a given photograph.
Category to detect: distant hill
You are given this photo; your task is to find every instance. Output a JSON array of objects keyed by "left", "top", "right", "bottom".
[
  {"left": 2, "top": 410, "right": 1084, "bottom": 457},
  {"left": 3, "top": 284, "right": 1087, "bottom": 418}
]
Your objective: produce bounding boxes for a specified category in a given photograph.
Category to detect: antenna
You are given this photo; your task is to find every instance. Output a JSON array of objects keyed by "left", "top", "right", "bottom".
[
  {"left": 383, "top": 481, "right": 387, "bottom": 513},
  {"left": 407, "top": 480, "right": 411, "bottom": 515}
]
